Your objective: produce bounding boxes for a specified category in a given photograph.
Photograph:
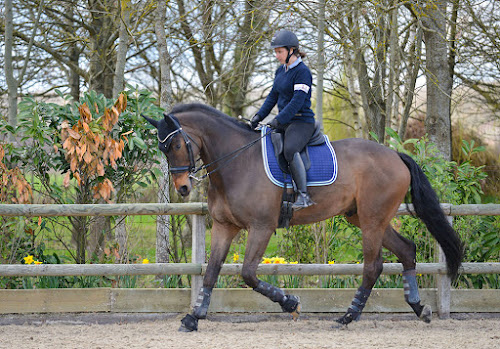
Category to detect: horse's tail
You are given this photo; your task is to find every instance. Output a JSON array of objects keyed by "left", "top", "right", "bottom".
[{"left": 398, "top": 152, "right": 464, "bottom": 280}]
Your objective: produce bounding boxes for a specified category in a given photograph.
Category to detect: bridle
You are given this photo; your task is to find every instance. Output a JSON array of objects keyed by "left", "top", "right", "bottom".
[
  {"left": 158, "top": 113, "right": 271, "bottom": 181},
  {"left": 158, "top": 114, "right": 198, "bottom": 175}
]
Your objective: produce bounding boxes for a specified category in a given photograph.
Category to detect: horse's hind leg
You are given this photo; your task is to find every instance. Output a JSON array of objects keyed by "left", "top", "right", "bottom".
[
  {"left": 335, "top": 215, "right": 384, "bottom": 326},
  {"left": 179, "top": 220, "right": 240, "bottom": 332},
  {"left": 241, "top": 227, "right": 301, "bottom": 319},
  {"left": 382, "top": 226, "right": 432, "bottom": 323}
]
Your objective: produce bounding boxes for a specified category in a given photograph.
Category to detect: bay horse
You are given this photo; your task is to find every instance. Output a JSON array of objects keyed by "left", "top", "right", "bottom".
[{"left": 143, "top": 103, "right": 463, "bottom": 332}]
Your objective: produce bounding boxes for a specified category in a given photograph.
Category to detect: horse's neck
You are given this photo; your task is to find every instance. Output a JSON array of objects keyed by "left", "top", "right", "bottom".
[{"left": 182, "top": 114, "right": 256, "bottom": 165}]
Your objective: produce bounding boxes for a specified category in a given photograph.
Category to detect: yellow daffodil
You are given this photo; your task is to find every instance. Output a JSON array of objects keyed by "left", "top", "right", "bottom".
[
  {"left": 272, "top": 257, "right": 287, "bottom": 264},
  {"left": 328, "top": 260, "right": 335, "bottom": 264},
  {"left": 232, "top": 253, "right": 240, "bottom": 263},
  {"left": 262, "top": 257, "right": 272, "bottom": 264},
  {"left": 142, "top": 258, "right": 150, "bottom": 264},
  {"left": 23, "top": 255, "right": 34, "bottom": 265},
  {"left": 34, "top": 261, "right": 43, "bottom": 265},
  {"left": 289, "top": 261, "right": 298, "bottom": 264}
]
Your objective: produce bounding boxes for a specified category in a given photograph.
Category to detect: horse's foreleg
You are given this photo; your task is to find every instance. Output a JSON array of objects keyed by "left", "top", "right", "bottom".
[
  {"left": 179, "top": 221, "right": 239, "bottom": 332},
  {"left": 241, "top": 228, "right": 301, "bottom": 319},
  {"left": 382, "top": 226, "right": 432, "bottom": 323}
]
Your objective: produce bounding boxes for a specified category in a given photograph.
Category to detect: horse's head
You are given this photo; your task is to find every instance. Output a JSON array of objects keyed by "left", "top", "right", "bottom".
[{"left": 143, "top": 113, "right": 200, "bottom": 197}]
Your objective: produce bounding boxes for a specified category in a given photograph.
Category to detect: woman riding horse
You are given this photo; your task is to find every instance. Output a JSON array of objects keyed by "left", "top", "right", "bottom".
[
  {"left": 143, "top": 103, "right": 463, "bottom": 332},
  {"left": 251, "top": 30, "right": 315, "bottom": 211}
]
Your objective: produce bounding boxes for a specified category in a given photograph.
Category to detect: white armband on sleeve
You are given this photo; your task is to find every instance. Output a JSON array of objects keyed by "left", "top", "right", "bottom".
[{"left": 294, "top": 84, "right": 310, "bottom": 93}]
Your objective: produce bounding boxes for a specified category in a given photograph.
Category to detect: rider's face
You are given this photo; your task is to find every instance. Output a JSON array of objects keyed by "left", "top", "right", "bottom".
[{"left": 274, "top": 47, "right": 288, "bottom": 65}]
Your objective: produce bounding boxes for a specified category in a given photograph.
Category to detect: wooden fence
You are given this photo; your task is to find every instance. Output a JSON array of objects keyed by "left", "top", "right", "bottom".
[{"left": 0, "top": 203, "right": 499, "bottom": 317}]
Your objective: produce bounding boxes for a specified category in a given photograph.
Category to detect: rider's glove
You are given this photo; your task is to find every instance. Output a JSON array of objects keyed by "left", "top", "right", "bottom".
[
  {"left": 267, "top": 118, "right": 280, "bottom": 129},
  {"left": 250, "top": 114, "right": 262, "bottom": 130}
]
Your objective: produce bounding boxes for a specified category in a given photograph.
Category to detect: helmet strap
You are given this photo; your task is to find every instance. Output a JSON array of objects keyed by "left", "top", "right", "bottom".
[{"left": 285, "top": 47, "right": 295, "bottom": 64}]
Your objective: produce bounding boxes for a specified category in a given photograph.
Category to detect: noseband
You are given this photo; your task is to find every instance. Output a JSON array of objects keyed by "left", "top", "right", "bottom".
[{"left": 159, "top": 114, "right": 197, "bottom": 175}]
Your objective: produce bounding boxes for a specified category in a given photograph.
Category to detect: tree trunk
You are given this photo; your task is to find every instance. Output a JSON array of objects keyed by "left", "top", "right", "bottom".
[
  {"left": 223, "top": 0, "right": 268, "bottom": 116},
  {"left": 154, "top": 0, "right": 174, "bottom": 264},
  {"left": 315, "top": 0, "right": 326, "bottom": 130},
  {"left": 385, "top": 0, "right": 399, "bottom": 137},
  {"left": 422, "top": 0, "right": 453, "bottom": 160},
  {"left": 356, "top": 50, "right": 386, "bottom": 142},
  {"left": 63, "top": 2, "right": 81, "bottom": 101},
  {"left": 88, "top": 0, "right": 117, "bottom": 97},
  {"left": 112, "top": 2, "right": 130, "bottom": 97},
  {"left": 399, "top": 25, "right": 423, "bottom": 139},
  {"left": 4, "top": 0, "right": 18, "bottom": 134},
  {"left": 111, "top": 3, "right": 131, "bottom": 263},
  {"left": 176, "top": 0, "right": 215, "bottom": 106}
]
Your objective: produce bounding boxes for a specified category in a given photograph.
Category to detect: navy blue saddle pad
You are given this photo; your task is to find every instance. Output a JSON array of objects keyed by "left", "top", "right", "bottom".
[{"left": 261, "top": 126, "right": 338, "bottom": 188}]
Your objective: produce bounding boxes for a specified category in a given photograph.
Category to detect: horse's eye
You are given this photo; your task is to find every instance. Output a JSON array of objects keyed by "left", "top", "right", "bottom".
[{"left": 174, "top": 143, "right": 181, "bottom": 150}]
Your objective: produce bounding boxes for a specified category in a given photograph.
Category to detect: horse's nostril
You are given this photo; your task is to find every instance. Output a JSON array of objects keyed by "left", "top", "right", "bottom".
[{"left": 179, "top": 185, "right": 190, "bottom": 196}]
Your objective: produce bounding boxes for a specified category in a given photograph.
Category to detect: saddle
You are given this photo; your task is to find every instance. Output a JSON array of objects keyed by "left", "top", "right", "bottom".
[
  {"left": 270, "top": 122, "right": 326, "bottom": 174},
  {"left": 260, "top": 124, "right": 338, "bottom": 229}
]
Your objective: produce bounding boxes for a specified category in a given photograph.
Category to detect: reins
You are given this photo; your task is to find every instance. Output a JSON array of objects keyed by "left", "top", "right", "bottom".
[{"left": 189, "top": 129, "right": 272, "bottom": 181}]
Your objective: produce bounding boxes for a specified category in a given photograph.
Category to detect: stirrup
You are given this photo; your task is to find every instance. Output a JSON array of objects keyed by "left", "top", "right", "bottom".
[{"left": 292, "top": 192, "right": 315, "bottom": 211}]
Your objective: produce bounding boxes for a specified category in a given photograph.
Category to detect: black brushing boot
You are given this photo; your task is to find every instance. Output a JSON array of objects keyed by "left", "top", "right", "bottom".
[{"left": 289, "top": 152, "right": 315, "bottom": 211}]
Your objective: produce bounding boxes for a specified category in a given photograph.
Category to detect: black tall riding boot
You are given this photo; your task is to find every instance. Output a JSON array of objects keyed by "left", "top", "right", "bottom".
[{"left": 289, "top": 152, "right": 315, "bottom": 211}]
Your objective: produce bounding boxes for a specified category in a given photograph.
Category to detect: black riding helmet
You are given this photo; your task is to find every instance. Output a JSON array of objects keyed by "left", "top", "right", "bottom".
[{"left": 270, "top": 30, "right": 299, "bottom": 64}]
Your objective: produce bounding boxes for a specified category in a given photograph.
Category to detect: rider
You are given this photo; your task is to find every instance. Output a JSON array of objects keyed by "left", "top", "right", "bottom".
[{"left": 251, "top": 30, "right": 316, "bottom": 210}]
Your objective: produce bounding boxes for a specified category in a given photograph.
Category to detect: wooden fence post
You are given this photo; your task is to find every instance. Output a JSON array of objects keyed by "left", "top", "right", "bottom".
[
  {"left": 190, "top": 214, "right": 206, "bottom": 307},
  {"left": 436, "top": 216, "right": 452, "bottom": 319}
]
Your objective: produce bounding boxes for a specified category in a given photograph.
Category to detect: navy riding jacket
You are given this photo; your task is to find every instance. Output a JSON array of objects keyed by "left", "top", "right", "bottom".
[{"left": 257, "top": 58, "right": 315, "bottom": 125}]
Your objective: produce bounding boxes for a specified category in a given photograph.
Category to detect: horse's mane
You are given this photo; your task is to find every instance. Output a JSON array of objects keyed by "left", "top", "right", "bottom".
[{"left": 170, "top": 103, "right": 252, "bottom": 131}]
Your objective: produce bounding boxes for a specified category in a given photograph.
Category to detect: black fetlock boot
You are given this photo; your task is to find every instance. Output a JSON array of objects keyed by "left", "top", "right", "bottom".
[
  {"left": 335, "top": 286, "right": 371, "bottom": 327},
  {"left": 254, "top": 281, "right": 301, "bottom": 320},
  {"left": 289, "top": 152, "right": 315, "bottom": 211}
]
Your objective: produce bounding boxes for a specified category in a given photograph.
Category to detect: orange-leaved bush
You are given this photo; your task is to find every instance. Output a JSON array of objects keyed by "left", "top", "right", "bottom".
[
  {"left": 61, "top": 93, "right": 128, "bottom": 202},
  {"left": 0, "top": 144, "right": 32, "bottom": 204}
]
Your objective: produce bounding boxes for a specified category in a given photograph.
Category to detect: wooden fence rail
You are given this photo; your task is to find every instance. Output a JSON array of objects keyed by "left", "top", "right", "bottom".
[
  {"left": 0, "top": 203, "right": 499, "bottom": 216},
  {"left": 1, "top": 262, "right": 499, "bottom": 277},
  {"left": 0, "top": 203, "right": 208, "bottom": 217},
  {"left": 1, "top": 202, "right": 499, "bottom": 318}
]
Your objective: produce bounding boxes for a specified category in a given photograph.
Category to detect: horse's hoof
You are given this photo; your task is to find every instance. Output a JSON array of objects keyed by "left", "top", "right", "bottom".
[
  {"left": 179, "top": 313, "right": 198, "bottom": 332},
  {"left": 335, "top": 310, "right": 358, "bottom": 328},
  {"left": 281, "top": 295, "right": 301, "bottom": 320},
  {"left": 419, "top": 304, "right": 432, "bottom": 324},
  {"left": 331, "top": 320, "right": 349, "bottom": 330}
]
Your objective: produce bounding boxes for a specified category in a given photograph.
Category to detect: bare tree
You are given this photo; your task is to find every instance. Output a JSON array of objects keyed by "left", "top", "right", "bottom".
[
  {"left": 113, "top": 1, "right": 131, "bottom": 98},
  {"left": 154, "top": 0, "right": 174, "bottom": 264},
  {"left": 3, "top": 0, "right": 43, "bottom": 131},
  {"left": 454, "top": 0, "right": 500, "bottom": 115},
  {"left": 170, "top": 0, "right": 273, "bottom": 114},
  {"left": 4, "top": 0, "right": 17, "bottom": 131}
]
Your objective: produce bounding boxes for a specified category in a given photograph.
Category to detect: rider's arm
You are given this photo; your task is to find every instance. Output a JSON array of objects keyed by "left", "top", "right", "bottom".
[{"left": 275, "top": 68, "right": 312, "bottom": 125}]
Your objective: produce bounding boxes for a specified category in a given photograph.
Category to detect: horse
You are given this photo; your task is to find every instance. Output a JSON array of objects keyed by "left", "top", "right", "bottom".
[{"left": 143, "top": 103, "right": 463, "bottom": 332}]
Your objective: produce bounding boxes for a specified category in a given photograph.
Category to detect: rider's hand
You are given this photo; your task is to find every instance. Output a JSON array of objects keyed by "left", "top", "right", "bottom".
[
  {"left": 250, "top": 114, "right": 261, "bottom": 130},
  {"left": 267, "top": 118, "right": 280, "bottom": 129}
]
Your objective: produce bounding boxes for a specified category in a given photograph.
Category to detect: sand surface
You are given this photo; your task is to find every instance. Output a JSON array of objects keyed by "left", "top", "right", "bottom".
[{"left": 0, "top": 314, "right": 499, "bottom": 349}]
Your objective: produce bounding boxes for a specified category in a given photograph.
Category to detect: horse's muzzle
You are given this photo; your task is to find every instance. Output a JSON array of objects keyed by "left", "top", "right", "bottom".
[
  {"left": 178, "top": 184, "right": 191, "bottom": 197},
  {"left": 172, "top": 173, "right": 192, "bottom": 197}
]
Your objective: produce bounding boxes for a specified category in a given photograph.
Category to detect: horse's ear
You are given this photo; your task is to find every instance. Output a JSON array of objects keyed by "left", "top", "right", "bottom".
[
  {"left": 141, "top": 114, "right": 159, "bottom": 129},
  {"left": 163, "top": 112, "right": 181, "bottom": 129}
]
